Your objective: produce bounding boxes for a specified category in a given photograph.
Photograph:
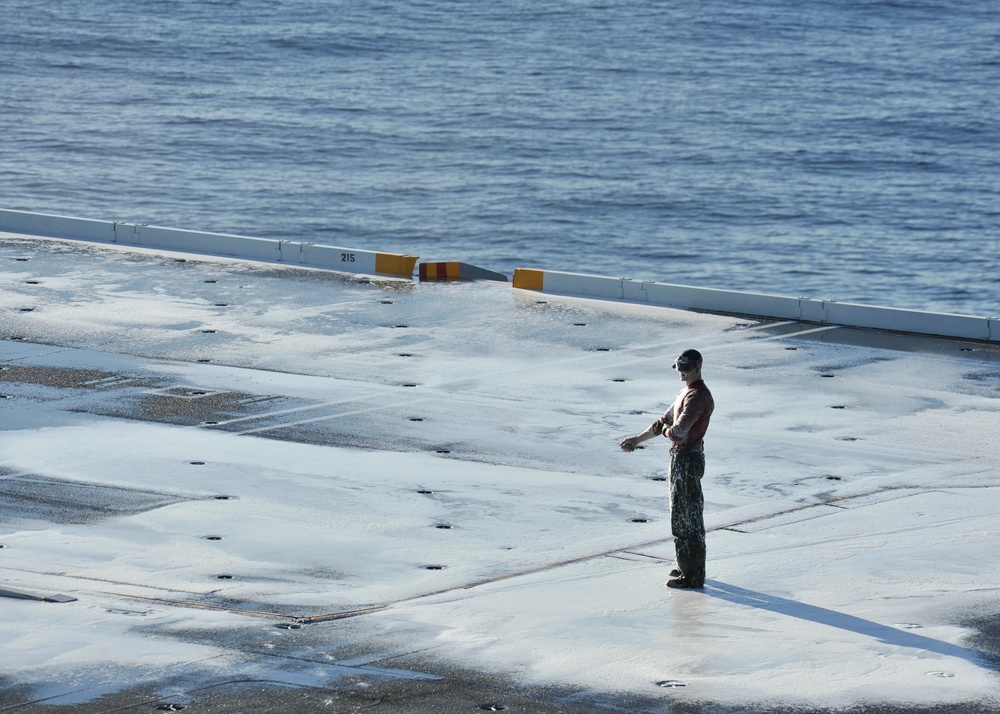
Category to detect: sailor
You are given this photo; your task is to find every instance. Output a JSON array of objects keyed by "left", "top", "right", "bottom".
[{"left": 619, "top": 348, "right": 715, "bottom": 589}]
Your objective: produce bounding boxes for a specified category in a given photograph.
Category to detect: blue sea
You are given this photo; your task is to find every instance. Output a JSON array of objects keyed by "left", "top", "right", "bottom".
[{"left": 2, "top": 0, "right": 998, "bottom": 316}]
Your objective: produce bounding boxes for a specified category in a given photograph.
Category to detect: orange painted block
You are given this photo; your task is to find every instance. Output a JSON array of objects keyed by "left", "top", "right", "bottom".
[
  {"left": 419, "top": 262, "right": 462, "bottom": 280},
  {"left": 512, "top": 268, "right": 545, "bottom": 291}
]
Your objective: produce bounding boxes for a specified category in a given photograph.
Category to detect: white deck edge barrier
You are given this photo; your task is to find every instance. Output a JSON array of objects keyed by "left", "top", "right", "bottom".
[
  {"left": 3, "top": 209, "right": 994, "bottom": 343},
  {"left": 0, "top": 209, "right": 418, "bottom": 278},
  {"left": 513, "top": 268, "right": 998, "bottom": 343}
]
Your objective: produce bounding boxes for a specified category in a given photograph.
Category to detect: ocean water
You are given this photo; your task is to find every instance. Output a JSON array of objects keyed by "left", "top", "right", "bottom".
[{"left": 2, "top": 0, "right": 998, "bottom": 316}]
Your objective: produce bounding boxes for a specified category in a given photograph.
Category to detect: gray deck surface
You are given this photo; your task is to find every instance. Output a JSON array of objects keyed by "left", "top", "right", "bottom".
[{"left": 2, "top": 231, "right": 1000, "bottom": 713}]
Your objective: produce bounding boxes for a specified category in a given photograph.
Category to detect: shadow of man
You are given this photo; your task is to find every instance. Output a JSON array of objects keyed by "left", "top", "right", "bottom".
[{"left": 703, "top": 580, "right": 986, "bottom": 668}]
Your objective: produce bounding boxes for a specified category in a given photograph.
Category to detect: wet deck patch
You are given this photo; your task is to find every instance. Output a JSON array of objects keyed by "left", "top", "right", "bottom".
[
  {"left": 84, "top": 388, "right": 293, "bottom": 427},
  {"left": 0, "top": 365, "right": 146, "bottom": 389},
  {"left": 0, "top": 470, "right": 190, "bottom": 525}
]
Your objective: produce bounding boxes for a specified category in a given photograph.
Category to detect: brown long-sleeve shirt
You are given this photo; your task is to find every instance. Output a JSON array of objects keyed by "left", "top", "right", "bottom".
[{"left": 653, "top": 379, "right": 714, "bottom": 451}]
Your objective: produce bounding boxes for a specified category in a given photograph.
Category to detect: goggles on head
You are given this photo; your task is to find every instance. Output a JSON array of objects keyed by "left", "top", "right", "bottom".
[{"left": 673, "top": 356, "right": 699, "bottom": 372}]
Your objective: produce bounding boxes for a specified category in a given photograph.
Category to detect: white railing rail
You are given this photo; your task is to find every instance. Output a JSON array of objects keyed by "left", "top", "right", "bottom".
[
  {"left": 513, "top": 268, "right": 997, "bottom": 343},
  {"left": 0, "top": 209, "right": 417, "bottom": 278}
]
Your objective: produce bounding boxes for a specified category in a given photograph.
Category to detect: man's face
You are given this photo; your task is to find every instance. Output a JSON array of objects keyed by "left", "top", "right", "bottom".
[{"left": 673, "top": 358, "right": 701, "bottom": 383}]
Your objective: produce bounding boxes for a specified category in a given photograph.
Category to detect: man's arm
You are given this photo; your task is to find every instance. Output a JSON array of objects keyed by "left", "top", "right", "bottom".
[{"left": 620, "top": 413, "right": 670, "bottom": 452}]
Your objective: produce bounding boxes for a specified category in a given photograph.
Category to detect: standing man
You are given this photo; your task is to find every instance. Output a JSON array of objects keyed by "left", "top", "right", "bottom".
[{"left": 620, "top": 349, "right": 714, "bottom": 589}]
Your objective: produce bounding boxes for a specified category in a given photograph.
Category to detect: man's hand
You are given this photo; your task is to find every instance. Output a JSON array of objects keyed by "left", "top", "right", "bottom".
[{"left": 619, "top": 436, "right": 639, "bottom": 453}]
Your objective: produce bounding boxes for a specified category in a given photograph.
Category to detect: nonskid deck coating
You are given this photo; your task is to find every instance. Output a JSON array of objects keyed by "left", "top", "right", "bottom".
[{"left": 2, "top": 232, "right": 1000, "bottom": 712}]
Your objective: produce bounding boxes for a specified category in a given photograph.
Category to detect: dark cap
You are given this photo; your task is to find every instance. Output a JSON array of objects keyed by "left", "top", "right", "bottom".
[{"left": 674, "top": 349, "right": 703, "bottom": 371}]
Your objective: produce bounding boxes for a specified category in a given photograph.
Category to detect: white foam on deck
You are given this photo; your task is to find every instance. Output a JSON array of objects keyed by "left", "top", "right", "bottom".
[{"left": 2, "top": 232, "right": 999, "bottom": 709}]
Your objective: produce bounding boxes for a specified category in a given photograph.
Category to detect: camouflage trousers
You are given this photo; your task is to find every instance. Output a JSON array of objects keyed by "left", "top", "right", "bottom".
[{"left": 669, "top": 449, "right": 706, "bottom": 586}]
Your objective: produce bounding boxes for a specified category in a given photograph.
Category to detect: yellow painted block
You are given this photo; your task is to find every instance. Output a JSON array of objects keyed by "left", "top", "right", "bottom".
[
  {"left": 513, "top": 268, "right": 545, "bottom": 291},
  {"left": 375, "top": 253, "right": 418, "bottom": 277}
]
